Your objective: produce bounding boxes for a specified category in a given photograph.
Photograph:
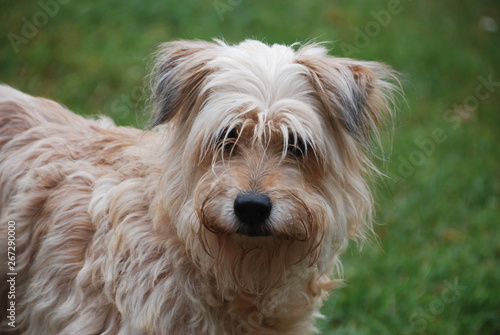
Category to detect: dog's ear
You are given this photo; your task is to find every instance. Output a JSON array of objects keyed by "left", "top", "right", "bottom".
[
  {"left": 150, "top": 40, "right": 217, "bottom": 127},
  {"left": 296, "top": 47, "right": 398, "bottom": 143}
]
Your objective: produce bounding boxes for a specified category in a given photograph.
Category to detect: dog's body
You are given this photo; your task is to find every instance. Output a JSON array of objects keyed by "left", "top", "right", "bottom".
[{"left": 0, "top": 40, "right": 397, "bottom": 334}]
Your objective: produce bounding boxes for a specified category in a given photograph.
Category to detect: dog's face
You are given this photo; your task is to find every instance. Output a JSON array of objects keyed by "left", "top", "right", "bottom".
[{"left": 150, "top": 40, "right": 396, "bottom": 290}]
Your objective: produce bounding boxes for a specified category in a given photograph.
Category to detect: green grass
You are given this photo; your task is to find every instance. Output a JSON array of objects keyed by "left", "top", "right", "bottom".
[{"left": 1, "top": 0, "right": 499, "bottom": 333}]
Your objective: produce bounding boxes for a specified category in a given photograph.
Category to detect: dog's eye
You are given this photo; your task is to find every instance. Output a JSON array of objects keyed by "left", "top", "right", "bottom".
[
  {"left": 218, "top": 128, "right": 239, "bottom": 152},
  {"left": 287, "top": 137, "right": 307, "bottom": 157}
]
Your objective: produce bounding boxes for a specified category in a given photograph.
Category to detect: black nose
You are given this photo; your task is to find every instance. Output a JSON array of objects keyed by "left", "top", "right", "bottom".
[{"left": 234, "top": 192, "right": 272, "bottom": 226}]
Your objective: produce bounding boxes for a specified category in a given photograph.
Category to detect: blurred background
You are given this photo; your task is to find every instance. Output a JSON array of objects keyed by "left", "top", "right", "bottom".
[{"left": 1, "top": 0, "right": 498, "bottom": 334}]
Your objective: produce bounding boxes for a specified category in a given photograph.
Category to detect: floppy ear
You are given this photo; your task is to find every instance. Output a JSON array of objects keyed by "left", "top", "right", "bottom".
[
  {"left": 296, "top": 47, "right": 398, "bottom": 143},
  {"left": 150, "top": 40, "right": 217, "bottom": 127}
]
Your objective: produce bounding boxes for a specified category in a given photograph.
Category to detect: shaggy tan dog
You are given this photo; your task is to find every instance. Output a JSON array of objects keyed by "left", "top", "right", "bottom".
[{"left": 0, "top": 40, "right": 397, "bottom": 334}]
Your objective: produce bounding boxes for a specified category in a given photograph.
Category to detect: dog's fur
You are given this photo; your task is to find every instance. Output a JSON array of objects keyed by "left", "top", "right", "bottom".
[{"left": 0, "top": 40, "right": 397, "bottom": 334}]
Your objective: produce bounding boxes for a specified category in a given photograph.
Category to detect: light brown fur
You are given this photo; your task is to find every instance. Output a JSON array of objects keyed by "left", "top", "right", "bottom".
[{"left": 0, "top": 40, "right": 397, "bottom": 334}]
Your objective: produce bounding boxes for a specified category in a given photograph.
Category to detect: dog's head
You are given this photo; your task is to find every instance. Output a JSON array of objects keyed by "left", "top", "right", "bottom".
[{"left": 150, "top": 40, "right": 397, "bottom": 291}]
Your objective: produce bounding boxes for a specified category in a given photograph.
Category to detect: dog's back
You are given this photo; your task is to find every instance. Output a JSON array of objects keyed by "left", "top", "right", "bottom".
[
  {"left": 0, "top": 86, "right": 152, "bottom": 334},
  {"left": 0, "top": 85, "right": 100, "bottom": 156}
]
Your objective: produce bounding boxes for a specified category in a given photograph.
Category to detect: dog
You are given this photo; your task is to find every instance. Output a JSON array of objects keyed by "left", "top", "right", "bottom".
[{"left": 0, "top": 39, "right": 397, "bottom": 334}]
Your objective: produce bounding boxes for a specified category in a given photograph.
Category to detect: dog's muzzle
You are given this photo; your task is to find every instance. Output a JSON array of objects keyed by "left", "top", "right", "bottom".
[{"left": 234, "top": 192, "right": 272, "bottom": 236}]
